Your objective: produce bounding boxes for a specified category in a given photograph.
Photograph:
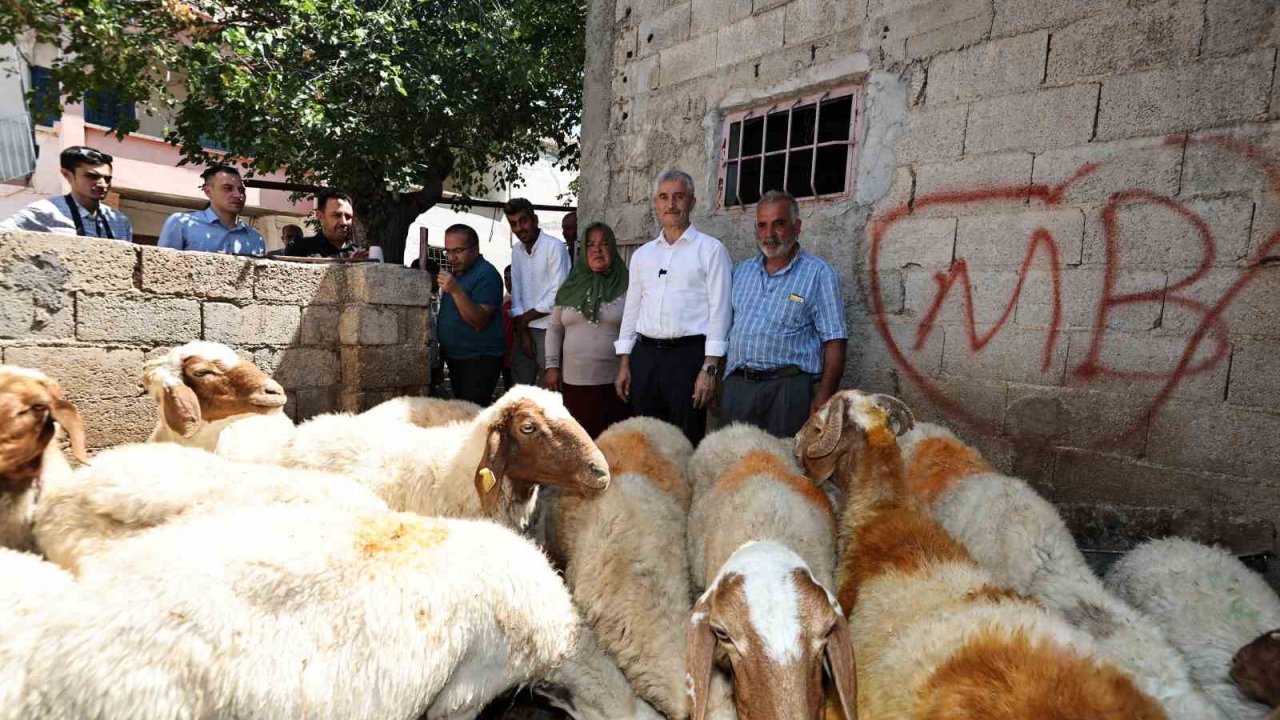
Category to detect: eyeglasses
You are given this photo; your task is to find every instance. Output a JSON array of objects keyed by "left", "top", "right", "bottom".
[{"left": 443, "top": 244, "right": 477, "bottom": 256}]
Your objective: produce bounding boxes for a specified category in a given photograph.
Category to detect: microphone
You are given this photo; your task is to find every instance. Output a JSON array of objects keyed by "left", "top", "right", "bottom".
[{"left": 658, "top": 268, "right": 668, "bottom": 277}]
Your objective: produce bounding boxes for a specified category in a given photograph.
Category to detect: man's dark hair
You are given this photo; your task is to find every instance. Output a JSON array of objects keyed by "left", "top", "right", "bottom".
[
  {"left": 316, "top": 188, "right": 352, "bottom": 213},
  {"left": 444, "top": 223, "right": 480, "bottom": 247},
  {"left": 60, "top": 146, "right": 113, "bottom": 172},
  {"left": 282, "top": 223, "right": 303, "bottom": 238},
  {"left": 200, "top": 165, "right": 241, "bottom": 184},
  {"left": 502, "top": 197, "right": 536, "bottom": 221}
]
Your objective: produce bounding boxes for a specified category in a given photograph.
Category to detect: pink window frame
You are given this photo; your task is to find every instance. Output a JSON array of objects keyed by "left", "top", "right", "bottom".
[{"left": 714, "top": 83, "right": 864, "bottom": 212}]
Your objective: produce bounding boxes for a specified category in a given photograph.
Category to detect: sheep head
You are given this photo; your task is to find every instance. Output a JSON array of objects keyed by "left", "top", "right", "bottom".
[
  {"left": 1233, "top": 628, "right": 1280, "bottom": 708},
  {"left": 143, "top": 341, "right": 286, "bottom": 439},
  {"left": 687, "top": 541, "right": 856, "bottom": 720},
  {"left": 793, "top": 390, "right": 913, "bottom": 484},
  {"left": 0, "top": 366, "right": 87, "bottom": 490},
  {"left": 472, "top": 386, "right": 609, "bottom": 517}
]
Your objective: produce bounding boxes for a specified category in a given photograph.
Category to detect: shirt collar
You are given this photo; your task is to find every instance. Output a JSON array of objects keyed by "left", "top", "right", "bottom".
[
  {"left": 198, "top": 207, "right": 243, "bottom": 230},
  {"left": 67, "top": 196, "right": 104, "bottom": 219},
  {"left": 755, "top": 246, "right": 806, "bottom": 276},
  {"left": 652, "top": 224, "right": 698, "bottom": 247}
]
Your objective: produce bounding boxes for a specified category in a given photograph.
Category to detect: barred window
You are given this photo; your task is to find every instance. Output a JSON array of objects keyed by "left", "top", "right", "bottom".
[{"left": 717, "top": 84, "right": 862, "bottom": 209}]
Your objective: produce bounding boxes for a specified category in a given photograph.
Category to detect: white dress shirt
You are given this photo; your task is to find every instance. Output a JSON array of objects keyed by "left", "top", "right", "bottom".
[
  {"left": 615, "top": 225, "right": 733, "bottom": 358},
  {"left": 510, "top": 230, "right": 571, "bottom": 331}
]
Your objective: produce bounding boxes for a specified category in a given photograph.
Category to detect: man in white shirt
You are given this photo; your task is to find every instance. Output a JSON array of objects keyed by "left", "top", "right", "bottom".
[
  {"left": 1, "top": 146, "right": 133, "bottom": 241},
  {"left": 614, "top": 169, "right": 732, "bottom": 444},
  {"left": 506, "top": 197, "right": 571, "bottom": 387}
]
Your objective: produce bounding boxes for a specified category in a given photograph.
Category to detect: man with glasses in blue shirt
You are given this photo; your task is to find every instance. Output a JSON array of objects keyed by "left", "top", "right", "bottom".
[
  {"left": 436, "top": 224, "right": 505, "bottom": 406},
  {"left": 158, "top": 165, "right": 265, "bottom": 256},
  {"left": 1, "top": 146, "right": 133, "bottom": 241},
  {"left": 721, "top": 189, "right": 848, "bottom": 438}
]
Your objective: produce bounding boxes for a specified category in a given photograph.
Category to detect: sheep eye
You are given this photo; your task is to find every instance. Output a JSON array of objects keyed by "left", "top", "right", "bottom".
[
  {"left": 191, "top": 369, "right": 215, "bottom": 378},
  {"left": 520, "top": 422, "right": 536, "bottom": 435},
  {"left": 711, "top": 625, "right": 731, "bottom": 642},
  {"left": 24, "top": 403, "right": 49, "bottom": 415}
]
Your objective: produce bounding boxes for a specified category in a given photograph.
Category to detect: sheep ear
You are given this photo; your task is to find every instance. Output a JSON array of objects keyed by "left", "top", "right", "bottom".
[
  {"left": 872, "top": 394, "right": 914, "bottom": 436},
  {"left": 48, "top": 392, "right": 87, "bottom": 464},
  {"left": 806, "top": 395, "right": 848, "bottom": 458},
  {"left": 825, "top": 610, "right": 859, "bottom": 720},
  {"left": 687, "top": 595, "right": 716, "bottom": 720},
  {"left": 163, "top": 383, "right": 203, "bottom": 439},
  {"left": 474, "top": 427, "right": 509, "bottom": 516}
]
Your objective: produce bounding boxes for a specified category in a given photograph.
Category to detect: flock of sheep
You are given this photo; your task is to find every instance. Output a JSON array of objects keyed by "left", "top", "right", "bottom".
[{"left": 2, "top": 339, "right": 1279, "bottom": 720}]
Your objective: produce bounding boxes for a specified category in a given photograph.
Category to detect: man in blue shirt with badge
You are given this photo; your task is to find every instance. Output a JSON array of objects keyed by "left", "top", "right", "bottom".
[
  {"left": 721, "top": 189, "right": 847, "bottom": 438},
  {"left": 158, "top": 165, "right": 265, "bottom": 256}
]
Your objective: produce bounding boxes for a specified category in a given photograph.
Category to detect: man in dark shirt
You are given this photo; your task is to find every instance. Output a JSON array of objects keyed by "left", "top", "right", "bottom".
[
  {"left": 437, "top": 223, "right": 505, "bottom": 406},
  {"left": 284, "top": 189, "right": 368, "bottom": 259}
]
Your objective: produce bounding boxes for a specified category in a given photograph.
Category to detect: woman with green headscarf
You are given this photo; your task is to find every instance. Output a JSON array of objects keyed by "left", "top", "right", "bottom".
[{"left": 544, "top": 221, "right": 632, "bottom": 437}]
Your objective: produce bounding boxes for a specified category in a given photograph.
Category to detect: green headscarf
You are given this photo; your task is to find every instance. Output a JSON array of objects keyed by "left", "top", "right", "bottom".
[{"left": 554, "top": 221, "right": 629, "bottom": 323}]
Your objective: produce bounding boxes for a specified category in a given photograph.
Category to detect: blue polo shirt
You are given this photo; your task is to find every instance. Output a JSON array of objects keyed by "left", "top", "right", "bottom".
[
  {"left": 438, "top": 256, "right": 505, "bottom": 359},
  {"left": 157, "top": 208, "right": 266, "bottom": 256},
  {"left": 726, "top": 249, "right": 847, "bottom": 375}
]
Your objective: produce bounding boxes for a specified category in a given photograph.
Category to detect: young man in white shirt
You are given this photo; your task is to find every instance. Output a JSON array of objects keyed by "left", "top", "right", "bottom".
[
  {"left": 614, "top": 169, "right": 732, "bottom": 444},
  {"left": 506, "top": 197, "right": 571, "bottom": 387}
]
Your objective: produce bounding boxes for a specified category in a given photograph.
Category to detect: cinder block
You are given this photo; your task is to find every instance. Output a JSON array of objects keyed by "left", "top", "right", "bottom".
[
  {"left": 716, "top": 6, "right": 785, "bottom": 67},
  {"left": 1005, "top": 384, "right": 1150, "bottom": 454},
  {"left": 341, "top": 346, "right": 431, "bottom": 390},
  {"left": 614, "top": 26, "right": 638, "bottom": 66},
  {"left": 1065, "top": 328, "right": 1230, "bottom": 401},
  {"left": 964, "top": 84, "right": 1099, "bottom": 154},
  {"left": 1080, "top": 194, "right": 1254, "bottom": 268},
  {"left": 941, "top": 323, "right": 1068, "bottom": 384},
  {"left": 784, "top": 0, "right": 835, "bottom": 45},
  {"left": 658, "top": 34, "right": 718, "bottom": 86},
  {"left": 403, "top": 307, "right": 431, "bottom": 347},
  {"left": 636, "top": 2, "right": 691, "bottom": 57},
  {"left": 902, "top": 0, "right": 992, "bottom": 59},
  {"left": 1251, "top": 192, "right": 1280, "bottom": 258},
  {"left": 875, "top": 216, "right": 956, "bottom": 270},
  {"left": 1147, "top": 399, "right": 1280, "bottom": 478},
  {"left": 4, "top": 346, "right": 144, "bottom": 400},
  {"left": 78, "top": 294, "right": 200, "bottom": 344},
  {"left": 1161, "top": 267, "right": 1280, "bottom": 336},
  {"left": 1096, "top": 50, "right": 1275, "bottom": 141},
  {"left": 252, "top": 348, "right": 285, "bottom": 377},
  {"left": 344, "top": 264, "right": 432, "bottom": 306},
  {"left": 913, "top": 151, "right": 1034, "bottom": 206},
  {"left": 692, "top": 0, "right": 751, "bottom": 36},
  {"left": 1181, "top": 121, "right": 1280, "bottom": 197},
  {"left": 294, "top": 386, "right": 341, "bottom": 421},
  {"left": 897, "top": 105, "right": 967, "bottom": 165},
  {"left": 0, "top": 230, "right": 136, "bottom": 292},
  {"left": 926, "top": 32, "right": 1048, "bottom": 105},
  {"left": 273, "top": 348, "right": 341, "bottom": 389},
  {"left": 1204, "top": 0, "right": 1280, "bottom": 57},
  {"left": 1051, "top": 449, "right": 1216, "bottom": 509},
  {"left": 253, "top": 261, "right": 344, "bottom": 304},
  {"left": 1045, "top": 0, "right": 1202, "bottom": 83},
  {"left": 1015, "top": 266, "right": 1165, "bottom": 331},
  {"left": 203, "top": 303, "right": 302, "bottom": 346},
  {"left": 904, "top": 267, "right": 1026, "bottom": 326},
  {"left": 339, "top": 305, "right": 400, "bottom": 346},
  {"left": 614, "top": 54, "right": 659, "bottom": 96},
  {"left": 339, "top": 390, "right": 403, "bottom": 414},
  {"left": 898, "top": 373, "right": 1008, "bottom": 429},
  {"left": 75, "top": 394, "right": 155, "bottom": 449},
  {"left": 867, "top": 166, "right": 915, "bottom": 215},
  {"left": 846, "top": 315, "right": 945, "bottom": 377},
  {"left": 139, "top": 246, "right": 253, "bottom": 300},
  {"left": 1228, "top": 337, "right": 1280, "bottom": 409},
  {"left": 991, "top": 0, "right": 1116, "bottom": 36},
  {"left": 300, "top": 306, "right": 341, "bottom": 346},
  {"left": 1031, "top": 136, "right": 1184, "bottom": 204},
  {"left": 956, "top": 207, "right": 1085, "bottom": 268},
  {"left": 0, "top": 287, "right": 73, "bottom": 340}
]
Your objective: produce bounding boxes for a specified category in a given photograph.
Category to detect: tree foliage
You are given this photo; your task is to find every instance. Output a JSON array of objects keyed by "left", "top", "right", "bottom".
[{"left": 2, "top": 0, "right": 584, "bottom": 260}]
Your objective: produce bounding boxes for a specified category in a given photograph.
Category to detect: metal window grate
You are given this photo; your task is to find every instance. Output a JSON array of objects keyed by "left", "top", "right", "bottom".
[
  {"left": 0, "top": 114, "right": 37, "bottom": 182},
  {"left": 83, "top": 89, "right": 136, "bottom": 128},
  {"left": 717, "top": 84, "right": 862, "bottom": 209}
]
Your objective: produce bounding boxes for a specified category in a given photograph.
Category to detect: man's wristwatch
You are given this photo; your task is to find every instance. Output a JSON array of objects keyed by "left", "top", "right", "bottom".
[{"left": 702, "top": 363, "right": 720, "bottom": 378}]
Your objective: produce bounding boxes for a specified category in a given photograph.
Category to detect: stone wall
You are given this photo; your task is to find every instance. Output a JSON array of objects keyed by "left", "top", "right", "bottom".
[
  {"left": 584, "top": 0, "right": 1280, "bottom": 568},
  {"left": 0, "top": 230, "right": 432, "bottom": 450}
]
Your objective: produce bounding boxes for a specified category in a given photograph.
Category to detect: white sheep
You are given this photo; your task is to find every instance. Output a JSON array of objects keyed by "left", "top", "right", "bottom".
[
  {"left": 143, "top": 340, "right": 294, "bottom": 462},
  {"left": 538, "top": 621, "right": 667, "bottom": 720},
  {"left": 0, "top": 547, "right": 80, "bottom": 719},
  {"left": 549, "top": 416, "right": 695, "bottom": 719},
  {"left": 1106, "top": 537, "right": 1280, "bottom": 720},
  {"left": 359, "top": 395, "right": 481, "bottom": 427},
  {"left": 0, "top": 366, "right": 86, "bottom": 551},
  {"left": 21, "top": 503, "right": 579, "bottom": 720},
  {"left": 280, "top": 384, "right": 609, "bottom": 530},
  {"left": 32, "top": 442, "right": 386, "bottom": 572}
]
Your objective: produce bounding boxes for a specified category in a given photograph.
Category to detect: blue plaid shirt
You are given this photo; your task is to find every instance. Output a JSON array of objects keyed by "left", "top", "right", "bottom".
[
  {"left": 158, "top": 207, "right": 265, "bottom": 257},
  {"left": 726, "top": 249, "right": 847, "bottom": 375},
  {"left": 0, "top": 195, "right": 133, "bottom": 241}
]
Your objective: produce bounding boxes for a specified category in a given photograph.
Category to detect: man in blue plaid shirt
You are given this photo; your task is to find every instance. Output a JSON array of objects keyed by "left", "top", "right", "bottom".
[{"left": 721, "top": 190, "right": 847, "bottom": 438}]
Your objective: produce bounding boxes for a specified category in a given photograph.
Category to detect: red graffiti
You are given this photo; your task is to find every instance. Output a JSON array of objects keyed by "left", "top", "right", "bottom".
[{"left": 868, "top": 134, "right": 1280, "bottom": 445}]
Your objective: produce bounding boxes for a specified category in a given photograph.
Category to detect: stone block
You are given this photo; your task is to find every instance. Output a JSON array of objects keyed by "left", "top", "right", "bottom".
[
  {"left": 941, "top": 323, "right": 1068, "bottom": 385},
  {"left": 716, "top": 6, "right": 786, "bottom": 67},
  {"left": 1204, "top": 0, "right": 1280, "bottom": 57},
  {"left": 846, "top": 316, "right": 946, "bottom": 378},
  {"left": 339, "top": 305, "right": 401, "bottom": 346},
  {"left": 1065, "top": 328, "right": 1231, "bottom": 401},
  {"left": 658, "top": 34, "right": 718, "bottom": 86},
  {"left": 1045, "top": 0, "right": 1203, "bottom": 83},
  {"left": 344, "top": 264, "right": 432, "bottom": 306},
  {"left": 614, "top": 26, "right": 638, "bottom": 66},
  {"left": 926, "top": 32, "right": 1048, "bottom": 105},
  {"left": 75, "top": 394, "right": 155, "bottom": 449},
  {"left": 1212, "top": 475, "right": 1280, "bottom": 534},
  {"left": 300, "top": 305, "right": 340, "bottom": 346},
  {"left": 1228, "top": 337, "right": 1280, "bottom": 409},
  {"left": 902, "top": 0, "right": 992, "bottom": 59},
  {"left": 1015, "top": 266, "right": 1165, "bottom": 331},
  {"left": 1096, "top": 50, "right": 1275, "bottom": 141},
  {"left": 874, "top": 216, "right": 956, "bottom": 270},
  {"left": 904, "top": 267, "right": 1025, "bottom": 326},
  {"left": 637, "top": 2, "right": 691, "bottom": 56},
  {"left": 693, "top": 0, "right": 751, "bottom": 44},
  {"left": 784, "top": 0, "right": 835, "bottom": 45},
  {"left": 293, "top": 386, "right": 341, "bottom": 421},
  {"left": 77, "top": 294, "right": 200, "bottom": 344},
  {"left": 991, "top": 0, "right": 1123, "bottom": 36},
  {"left": 253, "top": 261, "right": 344, "bottom": 304},
  {"left": 341, "top": 345, "right": 431, "bottom": 390},
  {"left": 0, "top": 231, "right": 136, "bottom": 292},
  {"left": 203, "top": 303, "right": 302, "bottom": 346},
  {"left": 272, "top": 348, "right": 341, "bottom": 389},
  {"left": 4, "top": 346, "right": 144, "bottom": 400},
  {"left": 252, "top": 347, "right": 285, "bottom": 377},
  {"left": 403, "top": 307, "right": 431, "bottom": 347},
  {"left": 1080, "top": 194, "right": 1254, "bottom": 269},
  {"left": 964, "top": 84, "right": 1099, "bottom": 154},
  {"left": 1251, "top": 192, "right": 1280, "bottom": 259},
  {"left": 1162, "top": 267, "right": 1280, "bottom": 336},
  {"left": 1181, "top": 121, "right": 1280, "bottom": 197},
  {"left": 897, "top": 104, "right": 967, "bottom": 165},
  {"left": 614, "top": 54, "right": 659, "bottom": 96},
  {"left": 1031, "top": 136, "right": 1184, "bottom": 204},
  {"left": 867, "top": 166, "right": 915, "bottom": 215},
  {"left": 1005, "top": 384, "right": 1150, "bottom": 454},
  {"left": 913, "top": 151, "right": 1034, "bottom": 206},
  {"left": 139, "top": 246, "right": 254, "bottom": 300},
  {"left": 339, "top": 390, "right": 403, "bottom": 414},
  {"left": 898, "top": 373, "right": 1008, "bottom": 430},
  {"left": 1147, "top": 399, "right": 1280, "bottom": 478},
  {"left": 1051, "top": 449, "right": 1216, "bottom": 509},
  {"left": 0, "top": 287, "right": 73, "bottom": 340},
  {"left": 956, "top": 207, "right": 1085, "bottom": 268}
]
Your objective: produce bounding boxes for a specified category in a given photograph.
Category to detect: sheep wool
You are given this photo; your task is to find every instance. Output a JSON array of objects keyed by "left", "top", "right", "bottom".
[{"left": 359, "top": 395, "right": 482, "bottom": 427}]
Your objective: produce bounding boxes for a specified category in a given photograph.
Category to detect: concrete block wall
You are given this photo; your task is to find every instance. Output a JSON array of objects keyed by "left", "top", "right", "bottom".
[
  {"left": 0, "top": 230, "right": 432, "bottom": 450},
  {"left": 583, "top": 0, "right": 1280, "bottom": 567}
]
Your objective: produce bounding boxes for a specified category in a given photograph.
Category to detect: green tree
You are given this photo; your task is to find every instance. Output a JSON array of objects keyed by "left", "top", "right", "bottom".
[{"left": 2, "top": 0, "right": 584, "bottom": 262}]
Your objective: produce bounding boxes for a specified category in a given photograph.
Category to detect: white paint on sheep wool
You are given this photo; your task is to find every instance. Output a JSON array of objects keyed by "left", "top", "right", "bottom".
[{"left": 715, "top": 541, "right": 809, "bottom": 663}]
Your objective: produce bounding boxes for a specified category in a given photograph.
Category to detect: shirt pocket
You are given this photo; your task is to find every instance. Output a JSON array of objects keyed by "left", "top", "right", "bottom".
[{"left": 777, "top": 293, "right": 810, "bottom": 332}]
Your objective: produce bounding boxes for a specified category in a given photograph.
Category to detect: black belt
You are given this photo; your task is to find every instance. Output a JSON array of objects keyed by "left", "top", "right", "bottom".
[
  {"left": 638, "top": 334, "right": 705, "bottom": 348},
  {"left": 732, "top": 365, "right": 803, "bottom": 382}
]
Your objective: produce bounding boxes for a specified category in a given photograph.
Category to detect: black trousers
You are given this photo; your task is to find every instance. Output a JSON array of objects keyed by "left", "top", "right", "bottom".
[
  {"left": 629, "top": 336, "right": 706, "bottom": 444},
  {"left": 445, "top": 354, "right": 503, "bottom": 407}
]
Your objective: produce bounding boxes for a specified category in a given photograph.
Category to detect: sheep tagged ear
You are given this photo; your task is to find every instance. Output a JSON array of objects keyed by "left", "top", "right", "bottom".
[
  {"left": 474, "top": 427, "right": 510, "bottom": 516},
  {"left": 825, "top": 610, "right": 859, "bottom": 720},
  {"left": 872, "top": 394, "right": 914, "bottom": 436},
  {"left": 163, "top": 383, "right": 203, "bottom": 439},
  {"left": 686, "top": 595, "right": 716, "bottom": 720},
  {"left": 806, "top": 395, "right": 848, "bottom": 458},
  {"left": 48, "top": 391, "right": 88, "bottom": 464}
]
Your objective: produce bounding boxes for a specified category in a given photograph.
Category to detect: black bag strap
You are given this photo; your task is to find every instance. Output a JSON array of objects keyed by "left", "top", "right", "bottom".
[{"left": 63, "top": 195, "right": 114, "bottom": 240}]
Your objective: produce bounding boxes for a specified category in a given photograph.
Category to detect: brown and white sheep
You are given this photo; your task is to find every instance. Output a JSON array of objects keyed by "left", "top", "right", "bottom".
[{"left": 359, "top": 395, "right": 482, "bottom": 428}]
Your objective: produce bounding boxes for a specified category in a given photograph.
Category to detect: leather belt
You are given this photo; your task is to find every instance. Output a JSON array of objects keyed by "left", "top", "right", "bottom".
[
  {"left": 732, "top": 365, "right": 803, "bottom": 382},
  {"left": 638, "top": 334, "right": 705, "bottom": 348}
]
